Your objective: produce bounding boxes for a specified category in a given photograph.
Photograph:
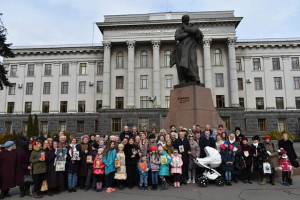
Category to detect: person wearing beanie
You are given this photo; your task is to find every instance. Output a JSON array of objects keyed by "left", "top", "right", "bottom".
[
  {"left": 114, "top": 144, "right": 127, "bottom": 190},
  {"left": 240, "top": 137, "right": 253, "bottom": 184},
  {"left": 148, "top": 134, "right": 157, "bottom": 151},
  {"left": 170, "top": 149, "right": 183, "bottom": 188},
  {"left": 0, "top": 141, "right": 17, "bottom": 199},
  {"left": 264, "top": 134, "right": 278, "bottom": 185},
  {"left": 78, "top": 135, "right": 91, "bottom": 189},
  {"left": 158, "top": 145, "right": 172, "bottom": 190},
  {"left": 234, "top": 127, "right": 245, "bottom": 143},
  {"left": 149, "top": 145, "right": 160, "bottom": 190},
  {"left": 137, "top": 156, "right": 151, "bottom": 190},
  {"left": 220, "top": 141, "right": 235, "bottom": 186},
  {"left": 251, "top": 135, "right": 268, "bottom": 185},
  {"left": 278, "top": 148, "right": 293, "bottom": 186}
]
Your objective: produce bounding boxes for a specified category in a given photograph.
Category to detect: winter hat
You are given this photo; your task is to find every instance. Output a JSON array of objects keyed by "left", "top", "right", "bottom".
[
  {"left": 158, "top": 146, "right": 163, "bottom": 151},
  {"left": 264, "top": 135, "right": 271, "bottom": 140},
  {"left": 252, "top": 135, "right": 260, "bottom": 141},
  {"left": 279, "top": 148, "right": 287, "bottom": 155},
  {"left": 148, "top": 134, "right": 156, "bottom": 139},
  {"left": 81, "top": 134, "right": 89, "bottom": 142},
  {"left": 224, "top": 141, "right": 230, "bottom": 146},
  {"left": 241, "top": 137, "right": 248, "bottom": 142},
  {"left": 173, "top": 149, "right": 178, "bottom": 154},
  {"left": 141, "top": 156, "right": 147, "bottom": 161},
  {"left": 4, "top": 141, "right": 14, "bottom": 148},
  {"left": 150, "top": 145, "right": 157, "bottom": 152},
  {"left": 235, "top": 127, "right": 241, "bottom": 132},
  {"left": 92, "top": 142, "right": 100, "bottom": 149}
]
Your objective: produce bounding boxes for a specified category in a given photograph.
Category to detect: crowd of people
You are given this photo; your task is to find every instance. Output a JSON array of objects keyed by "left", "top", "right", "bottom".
[{"left": 0, "top": 124, "right": 298, "bottom": 199}]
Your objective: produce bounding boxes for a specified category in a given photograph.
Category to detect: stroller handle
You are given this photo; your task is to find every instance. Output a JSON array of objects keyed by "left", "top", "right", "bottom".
[{"left": 189, "top": 154, "right": 197, "bottom": 160}]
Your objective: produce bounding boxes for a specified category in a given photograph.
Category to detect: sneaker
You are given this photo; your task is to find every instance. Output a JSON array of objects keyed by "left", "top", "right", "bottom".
[
  {"left": 139, "top": 186, "right": 143, "bottom": 190},
  {"left": 192, "top": 179, "right": 195, "bottom": 184},
  {"left": 68, "top": 188, "right": 72, "bottom": 193},
  {"left": 106, "top": 188, "right": 112, "bottom": 193},
  {"left": 187, "top": 179, "right": 192, "bottom": 184}
]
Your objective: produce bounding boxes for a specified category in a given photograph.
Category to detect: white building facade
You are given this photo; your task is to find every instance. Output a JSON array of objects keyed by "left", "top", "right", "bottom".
[{"left": 1, "top": 11, "right": 300, "bottom": 136}]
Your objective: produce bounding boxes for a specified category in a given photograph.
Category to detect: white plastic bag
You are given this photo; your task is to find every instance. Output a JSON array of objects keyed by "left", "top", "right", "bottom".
[{"left": 263, "top": 162, "right": 272, "bottom": 174}]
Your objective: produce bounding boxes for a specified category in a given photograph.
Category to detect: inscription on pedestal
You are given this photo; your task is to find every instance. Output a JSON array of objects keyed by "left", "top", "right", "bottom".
[{"left": 178, "top": 97, "right": 189, "bottom": 103}]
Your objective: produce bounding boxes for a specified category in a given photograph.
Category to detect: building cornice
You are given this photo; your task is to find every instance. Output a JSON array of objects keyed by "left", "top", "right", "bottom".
[{"left": 236, "top": 39, "right": 300, "bottom": 49}]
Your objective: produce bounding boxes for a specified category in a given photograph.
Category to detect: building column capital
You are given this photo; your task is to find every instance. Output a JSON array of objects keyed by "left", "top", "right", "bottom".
[
  {"left": 126, "top": 40, "right": 135, "bottom": 49},
  {"left": 151, "top": 40, "right": 161, "bottom": 48},
  {"left": 227, "top": 37, "right": 237, "bottom": 46},
  {"left": 203, "top": 38, "right": 212, "bottom": 47},
  {"left": 102, "top": 41, "right": 111, "bottom": 50}
]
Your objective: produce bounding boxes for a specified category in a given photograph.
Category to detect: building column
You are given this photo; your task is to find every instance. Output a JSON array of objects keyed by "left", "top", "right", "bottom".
[
  {"left": 203, "top": 38, "right": 212, "bottom": 89},
  {"left": 102, "top": 41, "right": 111, "bottom": 109},
  {"left": 126, "top": 40, "right": 135, "bottom": 108},
  {"left": 227, "top": 37, "right": 239, "bottom": 107},
  {"left": 152, "top": 40, "right": 161, "bottom": 107}
]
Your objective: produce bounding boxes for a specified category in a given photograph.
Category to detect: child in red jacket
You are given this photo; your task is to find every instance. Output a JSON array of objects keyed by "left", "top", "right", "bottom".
[
  {"left": 93, "top": 148, "right": 105, "bottom": 191},
  {"left": 278, "top": 148, "right": 292, "bottom": 186}
]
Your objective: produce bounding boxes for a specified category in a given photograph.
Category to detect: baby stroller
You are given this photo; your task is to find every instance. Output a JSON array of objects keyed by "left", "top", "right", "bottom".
[{"left": 192, "top": 146, "right": 224, "bottom": 187}]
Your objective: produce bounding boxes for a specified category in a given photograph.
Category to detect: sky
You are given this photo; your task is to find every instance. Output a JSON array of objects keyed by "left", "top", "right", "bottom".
[{"left": 1, "top": 0, "right": 300, "bottom": 46}]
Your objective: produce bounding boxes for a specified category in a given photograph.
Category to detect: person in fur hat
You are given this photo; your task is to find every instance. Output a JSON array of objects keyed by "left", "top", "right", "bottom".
[
  {"left": 220, "top": 141, "right": 235, "bottom": 186},
  {"left": 240, "top": 137, "right": 253, "bottom": 184},
  {"left": 170, "top": 149, "right": 183, "bottom": 188},
  {"left": 278, "top": 148, "right": 292, "bottom": 186}
]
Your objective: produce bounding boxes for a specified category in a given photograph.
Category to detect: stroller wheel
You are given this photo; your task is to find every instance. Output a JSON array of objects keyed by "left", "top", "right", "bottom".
[
  {"left": 198, "top": 178, "right": 208, "bottom": 187},
  {"left": 215, "top": 177, "right": 225, "bottom": 187}
]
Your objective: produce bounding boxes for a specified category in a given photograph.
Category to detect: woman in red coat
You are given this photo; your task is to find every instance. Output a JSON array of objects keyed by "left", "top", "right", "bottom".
[
  {"left": 16, "top": 137, "right": 32, "bottom": 198},
  {"left": 0, "top": 141, "right": 17, "bottom": 199}
]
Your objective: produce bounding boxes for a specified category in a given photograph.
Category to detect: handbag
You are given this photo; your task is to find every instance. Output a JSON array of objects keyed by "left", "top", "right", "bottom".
[
  {"left": 263, "top": 162, "right": 272, "bottom": 174},
  {"left": 40, "top": 180, "right": 48, "bottom": 192},
  {"left": 23, "top": 174, "right": 34, "bottom": 185},
  {"left": 292, "top": 160, "right": 299, "bottom": 168},
  {"left": 114, "top": 160, "right": 120, "bottom": 168}
]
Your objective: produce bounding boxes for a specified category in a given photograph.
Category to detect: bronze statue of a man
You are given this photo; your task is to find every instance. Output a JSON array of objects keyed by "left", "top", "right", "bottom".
[{"left": 170, "top": 14, "right": 203, "bottom": 87}]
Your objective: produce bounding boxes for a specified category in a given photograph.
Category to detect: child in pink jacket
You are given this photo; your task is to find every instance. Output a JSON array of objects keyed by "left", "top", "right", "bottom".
[{"left": 170, "top": 149, "right": 183, "bottom": 188}]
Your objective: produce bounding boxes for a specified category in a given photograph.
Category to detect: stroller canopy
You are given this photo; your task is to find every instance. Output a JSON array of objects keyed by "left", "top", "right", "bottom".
[{"left": 197, "top": 146, "right": 221, "bottom": 168}]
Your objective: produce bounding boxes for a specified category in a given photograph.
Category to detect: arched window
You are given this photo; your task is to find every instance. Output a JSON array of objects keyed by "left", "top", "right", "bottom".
[
  {"left": 164, "top": 50, "right": 171, "bottom": 67},
  {"left": 213, "top": 49, "right": 222, "bottom": 66},
  {"left": 116, "top": 52, "right": 124, "bottom": 68},
  {"left": 140, "top": 51, "right": 148, "bottom": 68}
]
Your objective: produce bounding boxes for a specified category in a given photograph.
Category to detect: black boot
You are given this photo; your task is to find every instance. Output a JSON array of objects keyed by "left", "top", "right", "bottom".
[
  {"left": 25, "top": 186, "right": 31, "bottom": 196},
  {"left": 228, "top": 181, "right": 232, "bottom": 186},
  {"left": 0, "top": 191, "right": 5, "bottom": 200},
  {"left": 151, "top": 185, "right": 155, "bottom": 190},
  {"left": 19, "top": 187, "right": 26, "bottom": 198}
]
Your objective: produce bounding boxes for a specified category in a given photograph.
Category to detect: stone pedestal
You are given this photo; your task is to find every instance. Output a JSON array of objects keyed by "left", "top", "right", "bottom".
[{"left": 164, "top": 85, "right": 224, "bottom": 131}]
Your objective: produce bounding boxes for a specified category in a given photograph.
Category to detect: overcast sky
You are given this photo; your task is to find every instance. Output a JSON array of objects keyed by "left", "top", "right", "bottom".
[{"left": 1, "top": 0, "right": 300, "bottom": 46}]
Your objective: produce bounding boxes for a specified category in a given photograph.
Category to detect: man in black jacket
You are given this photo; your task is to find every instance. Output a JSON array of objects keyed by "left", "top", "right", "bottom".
[
  {"left": 199, "top": 130, "right": 216, "bottom": 158},
  {"left": 173, "top": 129, "right": 191, "bottom": 184}
]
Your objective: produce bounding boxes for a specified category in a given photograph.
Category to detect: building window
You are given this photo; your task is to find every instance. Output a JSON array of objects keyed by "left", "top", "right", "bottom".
[
  {"left": 294, "top": 77, "right": 300, "bottom": 89},
  {"left": 112, "top": 118, "right": 121, "bottom": 133},
  {"left": 77, "top": 121, "right": 84, "bottom": 133},
  {"left": 40, "top": 121, "right": 48, "bottom": 135},
  {"left": 253, "top": 58, "right": 261, "bottom": 70},
  {"left": 215, "top": 73, "right": 224, "bottom": 87},
  {"left": 7, "top": 102, "right": 14, "bottom": 114},
  {"left": 238, "top": 78, "right": 243, "bottom": 90},
  {"left": 116, "top": 52, "right": 124, "bottom": 68},
  {"left": 116, "top": 76, "right": 124, "bottom": 89},
  {"left": 165, "top": 96, "right": 170, "bottom": 108},
  {"left": 292, "top": 57, "right": 300, "bottom": 69},
  {"left": 272, "top": 58, "right": 280, "bottom": 70},
  {"left": 62, "top": 63, "right": 69, "bottom": 75},
  {"left": 95, "top": 120, "right": 99, "bottom": 133},
  {"left": 140, "top": 96, "right": 148, "bottom": 108},
  {"left": 22, "top": 122, "right": 27, "bottom": 134},
  {"left": 165, "top": 75, "right": 173, "bottom": 88},
  {"left": 216, "top": 95, "right": 225, "bottom": 108},
  {"left": 276, "top": 97, "right": 284, "bottom": 109},
  {"left": 96, "top": 81, "right": 103, "bottom": 93},
  {"left": 254, "top": 77, "right": 263, "bottom": 90},
  {"left": 42, "top": 101, "right": 49, "bottom": 113},
  {"left": 44, "top": 64, "right": 52, "bottom": 76},
  {"left": 79, "top": 81, "right": 86, "bottom": 93},
  {"left": 27, "top": 64, "right": 35, "bottom": 76},
  {"left": 4, "top": 122, "right": 12, "bottom": 133},
  {"left": 96, "top": 100, "right": 102, "bottom": 111},
  {"left": 278, "top": 118, "right": 287, "bottom": 132},
  {"left": 58, "top": 121, "right": 67, "bottom": 132},
  {"left": 164, "top": 50, "right": 171, "bottom": 67},
  {"left": 97, "top": 62, "right": 104, "bottom": 75},
  {"left": 115, "top": 97, "right": 124, "bottom": 109},
  {"left": 256, "top": 97, "right": 264, "bottom": 110},
  {"left": 60, "top": 101, "right": 68, "bottom": 113},
  {"left": 274, "top": 77, "right": 282, "bottom": 90},
  {"left": 213, "top": 49, "right": 222, "bottom": 66},
  {"left": 79, "top": 63, "right": 87, "bottom": 75},
  {"left": 236, "top": 59, "right": 242, "bottom": 71},
  {"left": 10, "top": 65, "right": 17, "bottom": 76},
  {"left": 43, "top": 82, "right": 51, "bottom": 94},
  {"left": 26, "top": 82, "right": 33, "bottom": 94},
  {"left": 221, "top": 117, "right": 231, "bottom": 131},
  {"left": 296, "top": 97, "right": 300, "bottom": 109},
  {"left": 24, "top": 102, "right": 32, "bottom": 113},
  {"left": 138, "top": 118, "right": 148, "bottom": 132},
  {"left": 61, "top": 82, "right": 68, "bottom": 94},
  {"left": 8, "top": 83, "right": 16, "bottom": 95},
  {"left": 140, "top": 75, "right": 149, "bottom": 89},
  {"left": 239, "top": 98, "right": 244, "bottom": 108},
  {"left": 78, "top": 101, "right": 86, "bottom": 113},
  {"left": 258, "top": 119, "right": 266, "bottom": 132},
  {"left": 140, "top": 51, "right": 148, "bottom": 68}
]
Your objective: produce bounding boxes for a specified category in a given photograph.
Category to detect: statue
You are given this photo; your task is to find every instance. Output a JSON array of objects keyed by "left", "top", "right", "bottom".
[{"left": 170, "top": 14, "right": 204, "bottom": 87}]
